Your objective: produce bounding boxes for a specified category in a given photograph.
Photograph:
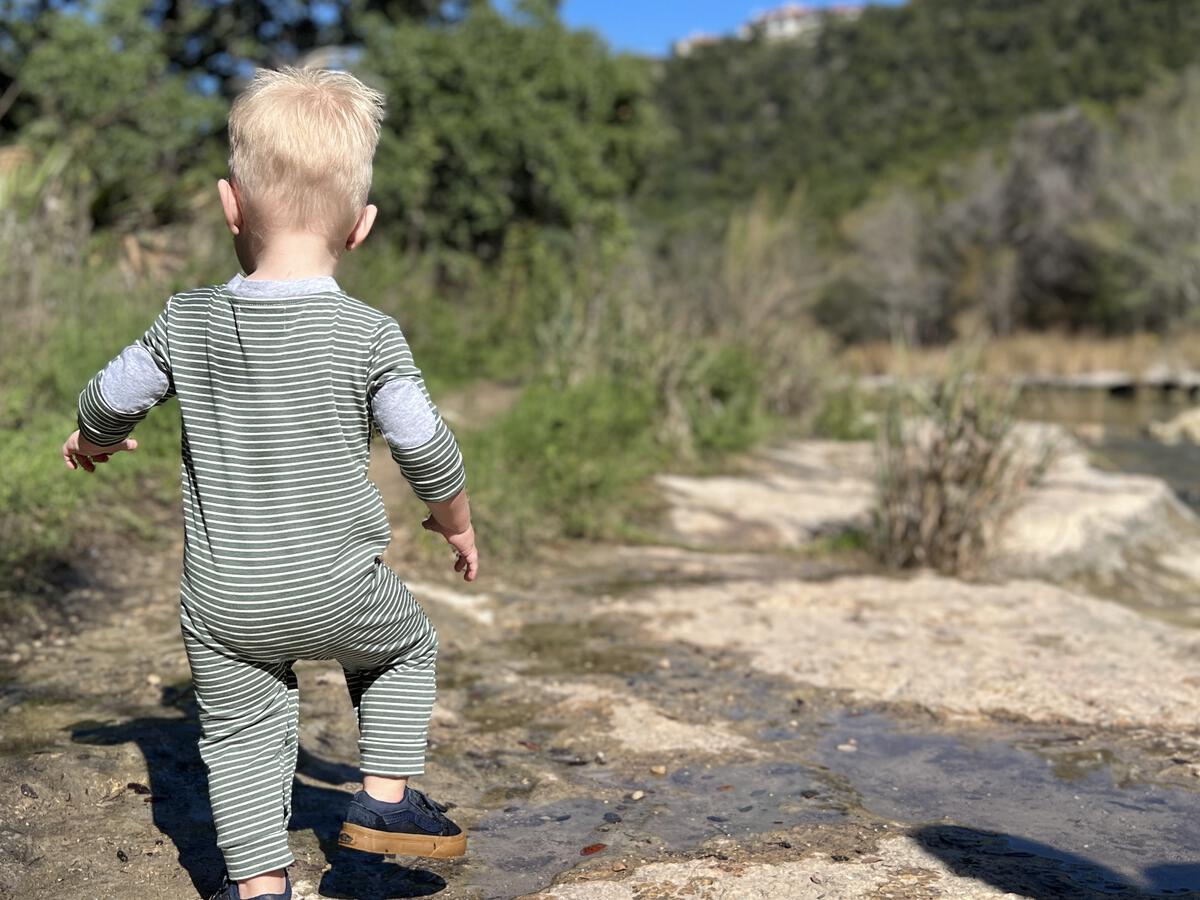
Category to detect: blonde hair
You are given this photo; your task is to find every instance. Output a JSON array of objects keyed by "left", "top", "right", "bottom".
[{"left": 228, "top": 67, "right": 385, "bottom": 238}]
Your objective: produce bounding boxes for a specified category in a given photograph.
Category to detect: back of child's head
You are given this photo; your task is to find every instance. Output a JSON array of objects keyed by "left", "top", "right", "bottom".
[{"left": 228, "top": 67, "right": 385, "bottom": 241}]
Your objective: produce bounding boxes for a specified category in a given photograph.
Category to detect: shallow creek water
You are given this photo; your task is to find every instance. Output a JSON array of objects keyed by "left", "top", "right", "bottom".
[{"left": 821, "top": 713, "right": 1200, "bottom": 896}]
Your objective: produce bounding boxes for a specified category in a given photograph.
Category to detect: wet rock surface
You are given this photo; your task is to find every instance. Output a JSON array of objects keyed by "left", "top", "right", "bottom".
[{"left": 4, "top": 441, "right": 1200, "bottom": 898}]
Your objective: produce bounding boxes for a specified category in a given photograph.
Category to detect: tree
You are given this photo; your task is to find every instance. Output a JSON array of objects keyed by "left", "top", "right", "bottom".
[
  {"left": 363, "top": 2, "right": 662, "bottom": 256},
  {"left": 6, "top": 0, "right": 226, "bottom": 226}
]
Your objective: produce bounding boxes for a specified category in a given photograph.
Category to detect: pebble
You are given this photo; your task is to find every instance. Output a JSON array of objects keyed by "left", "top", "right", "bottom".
[
  {"left": 811, "top": 873, "right": 825, "bottom": 884},
  {"left": 650, "top": 765, "right": 667, "bottom": 776},
  {"left": 611, "top": 862, "right": 627, "bottom": 871},
  {"left": 20, "top": 783, "right": 38, "bottom": 799},
  {"left": 836, "top": 742, "right": 858, "bottom": 753},
  {"left": 603, "top": 812, "right": 622, "bottom": 824},
  {"left": 629, "top": 790, "right": 645, "bottom": 801},
  {"left": 146, "top": 674, "right": 162, "bottom": 687},
  {"left": 657, "top": 658, "right": 671, "bottom": 670}
]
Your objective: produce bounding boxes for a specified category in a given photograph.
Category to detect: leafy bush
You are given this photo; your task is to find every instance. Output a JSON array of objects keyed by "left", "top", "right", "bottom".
[
  {"left": 812, "top": 383, "right": 874, "bottom": 441},
  {"left": 683, "top": 344, "right": 768, "bottom": 454},
  {"left": 462, "top": 377, "right": 666, "bottom": 545}
]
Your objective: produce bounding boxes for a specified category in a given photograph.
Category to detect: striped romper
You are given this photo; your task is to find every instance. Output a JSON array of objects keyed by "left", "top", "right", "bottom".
[{"left": 76, "top": 274, "right": 466, "bottom": 880}]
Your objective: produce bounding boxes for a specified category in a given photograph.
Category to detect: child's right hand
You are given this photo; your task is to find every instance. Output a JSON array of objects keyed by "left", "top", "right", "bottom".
[
  {"left": 421, "top": 516, "right": 479, "bottom": 582},
  {"left": 61, "top": 430, "right": 138, "bottom": 473}
]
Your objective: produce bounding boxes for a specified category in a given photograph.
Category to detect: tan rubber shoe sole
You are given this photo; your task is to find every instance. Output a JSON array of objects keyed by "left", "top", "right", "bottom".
[{"left": 338, "top": 822, "right": 467, "bottom": 858}]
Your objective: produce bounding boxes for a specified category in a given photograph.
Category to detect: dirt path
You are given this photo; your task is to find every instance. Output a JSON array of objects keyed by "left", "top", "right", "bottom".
[{"left": 5, "top": 440, "right": 1200, "bottom": 899}]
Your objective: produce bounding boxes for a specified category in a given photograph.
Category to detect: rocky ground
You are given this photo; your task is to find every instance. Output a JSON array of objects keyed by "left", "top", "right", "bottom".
[{"left": 5, "top": 434, "right": 1200, "bottom": 899}]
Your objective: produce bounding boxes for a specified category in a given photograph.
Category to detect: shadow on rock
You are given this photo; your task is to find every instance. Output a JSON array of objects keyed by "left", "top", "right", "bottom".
[
  {"left": 914, "top": 824, "right": 1200, "bottom": 899},
  {"left": 318, "top": 855, "right": 446, "bottom": 900},
  {"left": 70, "top": 684, "right": 445, "bottom": 899}
]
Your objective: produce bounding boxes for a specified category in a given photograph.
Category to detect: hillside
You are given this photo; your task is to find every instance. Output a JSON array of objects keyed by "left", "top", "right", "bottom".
[{"left": 646, "top": 0, "right": 1200, "bottom": 221}]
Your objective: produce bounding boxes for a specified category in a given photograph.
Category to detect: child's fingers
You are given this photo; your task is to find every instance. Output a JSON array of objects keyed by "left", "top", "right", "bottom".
[{"left": 458, "top": 548, "right": 479, "bottom": 582}]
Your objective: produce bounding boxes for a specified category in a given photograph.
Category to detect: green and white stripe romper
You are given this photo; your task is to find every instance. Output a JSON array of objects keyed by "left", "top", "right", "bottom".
[{"left": 77, "top": 273, "right": 466, "bottom": 880}]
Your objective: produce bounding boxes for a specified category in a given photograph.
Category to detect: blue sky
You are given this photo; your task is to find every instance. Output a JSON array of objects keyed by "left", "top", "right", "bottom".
[{"left": 559, "top": 0, "right": 905, "bottom": 56}]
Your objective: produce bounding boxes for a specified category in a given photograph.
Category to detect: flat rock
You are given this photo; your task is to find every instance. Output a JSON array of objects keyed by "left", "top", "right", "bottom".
[
  {"left": 654, "top": 430, "right": 1200, "bottom": 590},
  {"left": 532, "top": 836, "right": 1020, "bottom": 899},
  {"left": 604, "top": 574, "right": 1200, "bottom": 730},
  {"left": 998, "top": 438, "right": 1185, "bottom": 579},
  {"left": 1149, "top": 406, "right": 1200, "bottom": 445},
  {"left": 543, "top": 682, "right": 751, "bottom": 754},
  {"left": 655, "top": 441, "right": 875, "bottom": 549},
  {"left": 406, "top": 579, "right": 495, "bottom": 626}
]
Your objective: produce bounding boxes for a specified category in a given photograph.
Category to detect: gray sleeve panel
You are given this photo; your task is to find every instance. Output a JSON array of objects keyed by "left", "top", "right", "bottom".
[
  {"left": 76, "top": 299, "right": 175, "bottom": 447},
  {"left": 366, "top": 315, "right": 467, "bottom": 502},
  {"left": 98, "top": 344, "right": 172, "bottom": 415},
  {"left": 371, "top": 378, "right": 439, "bottom": 450}
]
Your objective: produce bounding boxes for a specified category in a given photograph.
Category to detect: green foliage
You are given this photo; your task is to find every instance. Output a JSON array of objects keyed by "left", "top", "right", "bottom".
[
  {"left": 363, "top": 3, "right": 663, "bottom": 255},
  {"left": 648, "top": 0, "right": 1200, "bottom": 221},
  {"left": 463, "top": 377, "right": 666, "bottom": 544},
  {"left": 1, "top": 0, "right": 453, "bottom": 120},
  {"left": 0, "top": 276, "right": 181, "bottom": 599},
  {"left": 8, "top": 0, "right": 226, "bottom": 226},
  {"left": 812, "top": 384, "right": 874, "bottom": 441},
  {"left": 683, "top": 344, "right": 768, "bottom": 454}
]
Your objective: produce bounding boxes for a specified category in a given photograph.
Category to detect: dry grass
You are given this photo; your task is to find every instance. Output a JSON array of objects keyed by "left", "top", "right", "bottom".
[
  {"left": 872, "top": 356, "right": 1054, "bottom": 576},
  {"left": 841, "top": 331, "right": 1200, "bottom": 379}
]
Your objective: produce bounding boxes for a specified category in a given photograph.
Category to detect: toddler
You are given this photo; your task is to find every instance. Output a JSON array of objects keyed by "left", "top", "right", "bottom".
[{"left": 61, "top": 67, "right": 476, "bottom": 900}]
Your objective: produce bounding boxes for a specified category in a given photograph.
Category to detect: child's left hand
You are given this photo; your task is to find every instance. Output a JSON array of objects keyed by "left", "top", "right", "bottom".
[{"left": 62, "top": 430, "right": 138, "bottom": 473}]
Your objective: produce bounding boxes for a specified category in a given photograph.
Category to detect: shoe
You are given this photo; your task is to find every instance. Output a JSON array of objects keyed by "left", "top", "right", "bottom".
[
  {"left": 338, "top": 786, "right": 467, "bottom": 858},
  {"left": 208, "top": 872, "right": 292, "bottom": 900}
]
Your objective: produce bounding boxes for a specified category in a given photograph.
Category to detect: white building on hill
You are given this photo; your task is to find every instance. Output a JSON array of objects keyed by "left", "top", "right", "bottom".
[
  {"left": 740, "top": 3, "right": 864, "bottom": 44},
  {"left": 673, "top": 31, "right": 724, "bottom": 57}
]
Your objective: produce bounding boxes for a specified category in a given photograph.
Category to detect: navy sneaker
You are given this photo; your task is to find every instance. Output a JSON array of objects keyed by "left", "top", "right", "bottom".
[
  {"left": 338, "top": 787, "right": 467, "bottom": 858},
  {"left": 208, "top": 872, "right": 291, "bottom": 900}
]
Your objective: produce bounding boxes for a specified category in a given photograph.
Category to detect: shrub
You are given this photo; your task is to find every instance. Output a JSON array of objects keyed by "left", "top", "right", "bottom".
[
  {"left": 462, "top": 376, "right": 666, "bottom": 546},
  {"left": 871, "top": 358, "right": 1053, "bottom": 575}
]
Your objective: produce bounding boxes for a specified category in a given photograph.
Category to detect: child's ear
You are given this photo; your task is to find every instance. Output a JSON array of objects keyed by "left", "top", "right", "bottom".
[
  {"left": 217, "top": 178, "right": 243, "bottom": 236},
  {"left": 346, "top": 204, "right": 378, "bottom": 252}
]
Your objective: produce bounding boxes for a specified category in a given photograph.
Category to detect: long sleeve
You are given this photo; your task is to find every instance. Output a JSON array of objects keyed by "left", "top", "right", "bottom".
[
  {"left": 367, "top": 317, "right": 466, "bottom": 503},
  {"left": 77, "top": 301, "right": 175, "bottom": 446}
]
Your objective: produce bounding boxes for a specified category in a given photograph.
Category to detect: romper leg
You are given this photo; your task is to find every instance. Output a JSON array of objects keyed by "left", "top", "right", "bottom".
[
  {"left": 184, "top": 630, "right": 299, "bottom": 881},
  {"left": 342, "top": 574, "right": 439, "bottom": 778},
  {"left": 280, "top": 665, "right": 300, "bottom": 821}
]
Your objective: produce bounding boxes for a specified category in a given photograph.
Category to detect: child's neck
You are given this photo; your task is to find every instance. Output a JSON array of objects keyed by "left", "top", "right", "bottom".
[{"left": 245, "top": 232, "right": 339, "bottom": 281}]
